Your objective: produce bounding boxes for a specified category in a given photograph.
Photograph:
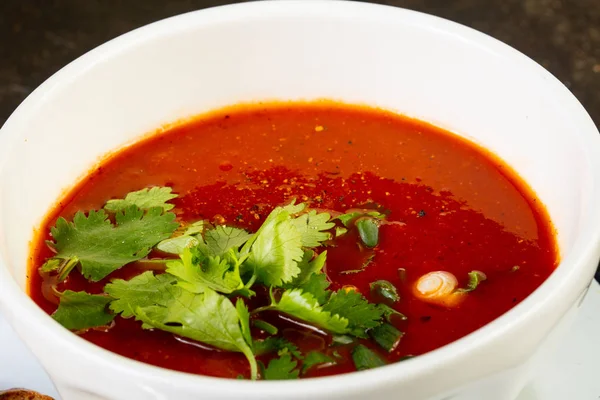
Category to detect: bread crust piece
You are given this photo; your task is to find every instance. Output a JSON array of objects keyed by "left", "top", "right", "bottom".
[{"left": 0, "top": 389, "right": 54, "bottom": 400}]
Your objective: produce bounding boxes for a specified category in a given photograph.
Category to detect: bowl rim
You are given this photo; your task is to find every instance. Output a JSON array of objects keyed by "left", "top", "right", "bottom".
[{"left": 1, "top": 0, "right": 600, "bottom": 396}]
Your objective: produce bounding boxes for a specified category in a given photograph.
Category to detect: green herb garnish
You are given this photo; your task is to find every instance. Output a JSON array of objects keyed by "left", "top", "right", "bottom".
[
  {"left": 165, "top": 246, "right": 247, "bottom": 295},
  {"left": 104, "top": 271, "right": 177, "bottom": 318},
  {"left": 253, "top": 319, "right": 279, "bottom": 335},
  {"left": 368, "top": 323, "right": 403, "bottom": 352},
  {"left": 295, "top": 271, "right": 331, "bottom": 305},
  {"left": 335, "top": 211, "right": 385, "bottom": 227},
  {"left": 156, "top": 220, "right": 205, "bottom": 254},
  {"left": 263, "top": 353, "right": 299, "bottom": 380},
  {"left": 104, "top": 187, "right": 178, "bottom": 212},
  {"left": 370, "top": 280, "right": 400, "bottom": 303},
  {"left": 44, "top": 206, "right": 178, "bottom": 282},
  {"left": 51, "top": 290, "right": 114, "bottom": 330},
  {"left": 291, "top": 208, "right": 335, "bottom": 247},
  {"left": 356, "top": 218, "right": 379, "bottom": 248},
  {"left": 44, "top": 186, "right": 404, "bottom": 380},
  {"left": 323, "top": 290, "right": 384, "bottom": 338},
  {"left": 335, "top": 226, "right": 348, "bottom": 237},
  {"left": 351, "top": 344, "right": 386, "bottom": 371},
  {"left": 457, "top": 270, "right": 487, "bottom": 293},
  {"left": 135, "top": 287, "right": 257, "bottom": 379},
  {"left": 377, "top": 303, "right": 407, "bottom": 323},
  {"left": 259, "top": 289, "right": 349, "bottom": 334},
  {"left": 253, "top": 337, "right": 301, "bottom": 358},
  {"left": 302, "top": 351, "right": 335, "bottom": 373},
  {"left": 331, "top": 335, "right": 355, "bottom": 345},
  {"left": 242, "top": 205, "right": 305, "bottom": 287}
]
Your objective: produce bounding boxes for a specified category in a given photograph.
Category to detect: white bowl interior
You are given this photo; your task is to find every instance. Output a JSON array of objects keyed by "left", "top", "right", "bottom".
[{"left": 0, "top": 2, "right": 599, "bottom": 399}]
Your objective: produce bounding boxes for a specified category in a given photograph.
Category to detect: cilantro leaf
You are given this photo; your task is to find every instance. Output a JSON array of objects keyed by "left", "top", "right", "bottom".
[
  {"left": 236, "top": 299, "right": 253, "bottom": 347},
  {"left": 253, "top": 338, "right": 276, "bottom": 356},
  {"left": 183, "top": 220, "right": 205, "bottom": 235},
  {"left": 352, "top": 344, "right": 386, "bottom": 371},
  {"left": 165, "top": 247, "right": 244, "bottom": 294},
  {"left": 282, "top": 202, "right": 306, "bottom": 215},
  {"left": 135, "top": 288, "right": 245, "bottom": 351},
  {"left": 156, "top": 221, "right": 205, "bottom": 255},
  {"left": 323, "top": 290, "right": 383, "bottom": 338},
  {"left": 47, "top": 206, "right": 178, "bottom": 281},
  {"left": 302, "top": 351, "right": 335, "bottom": 374},
  {"left": 40, "top": 258, "right": 61, "bottom": 273},
  {"left": 104, "top": 271, "right": 178, "bottom": 318},
  {"left": 335, "top": 212, "right": 359, "bottom": 227},
  {"left": 104, "top": 186, "right": 178, "bottom": 212},
  {"left": 205, "top": 226, "right": 252, "bottom": 257},
  {"left": 335, "top": 226, "right": 348, "bottom": 237},
  {"left": 296, "top": 272, "right": 331, "bottom": 305},
  {"left": 288, "top": 250, "right": 327, "bottom": 286},
  {"left": 243, "top": 207, "right": 303, "bottom": 286},
  {"left": 291, "top": 210, "right": 334, "bottom": 247},
  {"left": 253, "top": 337, "right": 302, "bottom": 359},
  {"left": 263, "top": 354, "right": 299, "bottom": 380},
  {"left": 106, "top": 272, "right": 257, "bottom": 376},
  {"left": 52, "top": 290, "right": 114, "bottom": 330},
  {"left": 156, "top": 235, "right": 200, "bottom": 255},
  {"left": 269, "top": 289, "right": 348, "bottom": 334},
  {"left": 134, "top": 287, "right": 257, "bottom": 379}
]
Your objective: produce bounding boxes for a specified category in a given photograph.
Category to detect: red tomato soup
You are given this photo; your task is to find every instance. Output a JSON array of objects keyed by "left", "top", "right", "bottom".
[{"left": 29, "top": 102, "right": 557, "bottom": 379}]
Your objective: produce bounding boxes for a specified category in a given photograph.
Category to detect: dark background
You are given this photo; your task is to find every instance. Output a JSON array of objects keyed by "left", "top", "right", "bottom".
[{"left": 1, "top": 0, "right": 599, "bottom": 278}]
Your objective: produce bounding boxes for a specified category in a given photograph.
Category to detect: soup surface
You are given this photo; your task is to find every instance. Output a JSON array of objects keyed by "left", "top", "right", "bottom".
[{"left": 29, "top": 102, "right": 557, "bottom": 379}]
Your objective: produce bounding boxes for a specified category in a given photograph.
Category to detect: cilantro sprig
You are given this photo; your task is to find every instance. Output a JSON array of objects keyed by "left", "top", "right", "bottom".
[
  {"left": 135, "top": 288, "right": 257, "bottom": 379},
  {"left": 43, "top": 186, "right": 424, "bottom": 380},
  {"left": 42, "top": 188, "right": 180, "bottom": 282}
]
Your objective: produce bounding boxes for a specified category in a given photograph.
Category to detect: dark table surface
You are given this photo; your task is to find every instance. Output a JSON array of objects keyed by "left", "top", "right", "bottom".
[{"left": 1, "top": 0, "right": 599, "bottom": 278}]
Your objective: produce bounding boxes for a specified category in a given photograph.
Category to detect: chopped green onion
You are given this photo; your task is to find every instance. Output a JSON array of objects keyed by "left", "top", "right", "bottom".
[
  {"left": 356, "top": 218, "right": 379, "bottom": 248},
  {"left": 253, "top": 320, "right": 278, "bottom": 335},
  {"left": 368, "top": 323, "right": 403, "bottom": 352},
  {"left": 377, "top": 303, "right": 407, "bottom": 323},
  {"left": 370, "top": 280, "right": 400, "bottom": 303}
]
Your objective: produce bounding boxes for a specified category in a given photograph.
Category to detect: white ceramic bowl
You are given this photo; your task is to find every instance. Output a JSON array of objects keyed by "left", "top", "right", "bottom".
[{"left": 1, "top": 1, "right": 599, "bottom": 399}]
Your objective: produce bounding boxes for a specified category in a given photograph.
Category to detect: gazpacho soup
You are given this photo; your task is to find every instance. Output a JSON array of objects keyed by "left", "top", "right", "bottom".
[{"left": 29, "top": 102, "right": 557, "bottom": 380}]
